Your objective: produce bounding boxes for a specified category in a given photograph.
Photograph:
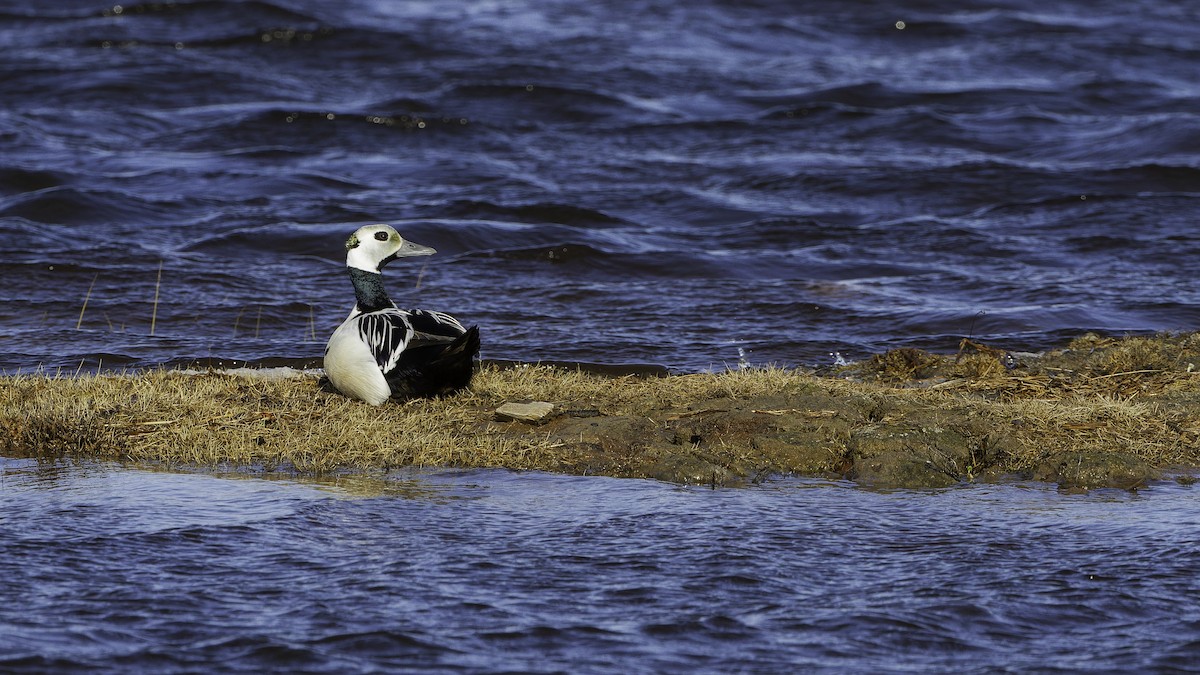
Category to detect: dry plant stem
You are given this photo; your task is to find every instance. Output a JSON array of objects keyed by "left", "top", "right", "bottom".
[
  {"left": 150, "top": 261, "right": 162, "bottom": 337},
  {"left": 414, "top": 259, "right": 428, "bottom": 291},
  {"left": 77, "top": 273, "right": 99, "bottom": 330}
]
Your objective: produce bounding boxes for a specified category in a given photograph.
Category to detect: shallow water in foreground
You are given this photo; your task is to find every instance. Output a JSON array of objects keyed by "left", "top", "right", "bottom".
[{"left": 2, "top": 458, "right": 1198, "bottom": 672}]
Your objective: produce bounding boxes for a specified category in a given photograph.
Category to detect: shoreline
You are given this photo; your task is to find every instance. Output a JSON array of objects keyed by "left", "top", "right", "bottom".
[{"left": 4, "top": 333, "right": 1200, "bottom": 490}]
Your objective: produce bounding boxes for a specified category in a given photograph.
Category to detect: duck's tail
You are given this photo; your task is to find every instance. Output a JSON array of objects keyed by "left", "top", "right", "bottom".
[{"left": 387, "top": 325, "right": 481, "bottom": 399}]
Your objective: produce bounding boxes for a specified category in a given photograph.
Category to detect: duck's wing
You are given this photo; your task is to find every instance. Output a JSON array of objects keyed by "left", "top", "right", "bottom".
[
  {"left": 355, "top": 309, "right": 414, "bottom": 373},
  {"left": 385, "top": 325, "right": 480, "bottom": 398},
  {"left": 402, "top": 309, "right": 467, "bottom": 345}
]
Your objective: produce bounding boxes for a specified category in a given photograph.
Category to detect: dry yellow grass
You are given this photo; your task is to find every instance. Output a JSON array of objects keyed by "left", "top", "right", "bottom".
[{"left": 4, "top": 333, "right": 1200, "bottom": 488}]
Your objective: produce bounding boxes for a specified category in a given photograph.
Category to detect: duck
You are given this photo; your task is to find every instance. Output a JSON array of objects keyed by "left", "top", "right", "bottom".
[{"left": 323, "top": 224, "right": 480, "bottom": 405}]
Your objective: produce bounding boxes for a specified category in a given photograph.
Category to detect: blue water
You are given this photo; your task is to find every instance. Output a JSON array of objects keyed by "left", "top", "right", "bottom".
[
  {"left": 5, "top": 1, "right": 1200, "bottom": 671},
  {"left": 2, "top": 0, "right": 1199, "bottom": 372},
  {"left": 3, "top": 458, "right": 1199, "bottom": 673}
]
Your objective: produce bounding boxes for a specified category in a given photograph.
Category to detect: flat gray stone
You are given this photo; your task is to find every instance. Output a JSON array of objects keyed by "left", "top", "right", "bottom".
[{"left": 495, "top": 401, "right": 556, "bottom": 424}]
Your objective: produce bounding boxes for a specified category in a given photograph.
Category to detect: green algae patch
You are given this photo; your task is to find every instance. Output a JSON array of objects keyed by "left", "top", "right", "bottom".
[{"left": 4, "top": 333, "right": 1200, "bottom": 489}]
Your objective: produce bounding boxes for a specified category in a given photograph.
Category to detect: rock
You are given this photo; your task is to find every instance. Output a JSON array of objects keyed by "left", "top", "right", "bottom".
[
  {"left": 1033, "top": 451, "right": 1158, "bottom": 490},
  {"left": 495, "top": 401, "right": 556, "bottom": 424},
  {"left": 750, "top": 432, "right": 844, "bottom": 475},
  {"left": 851, "top": 451, "right": 961, "bottom": 489}
]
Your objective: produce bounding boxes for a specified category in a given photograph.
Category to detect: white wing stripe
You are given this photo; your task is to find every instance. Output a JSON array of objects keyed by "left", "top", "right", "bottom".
[
  {"left": 422, "top": 310, "right": 465, "bottom": 332},
  {"left": 404, "top": 309, "right": 466, "bottom": 336},
  {"left": 356, "top": 310, "right": 413, "bottom": 373}
]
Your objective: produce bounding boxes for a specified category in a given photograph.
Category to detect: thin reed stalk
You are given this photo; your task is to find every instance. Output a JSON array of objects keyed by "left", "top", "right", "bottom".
[
  {"left": 76, "top": 273, "right": 98, "bottom": 330},
  {"left": 414, "top": 259, "right": 428, "bottom": 291},
  {"left": 150, "top": 261, "right": 163, "bottom": 336}
]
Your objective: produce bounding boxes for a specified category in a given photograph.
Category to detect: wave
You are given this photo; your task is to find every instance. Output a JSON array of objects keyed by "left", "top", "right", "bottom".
[
  {"left": 439, "top": 81, "right": 636, "bottom": 122},
  {"left": 179, "top": 222, "right": 343, "bottom": 259},
  {"left": 0, "top": 168, "right": 64, "bottom": 197},
  {"left": 435, "top": 200, "right": 627, "bottom": 228},
  {"left": 0, "top": 186, "right": 184, "bottom": 228}
]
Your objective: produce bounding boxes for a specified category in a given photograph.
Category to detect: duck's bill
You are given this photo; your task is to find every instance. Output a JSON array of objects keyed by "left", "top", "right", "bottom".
[{"left": 396, "top": 240, "right": 436, "bottom": 257}]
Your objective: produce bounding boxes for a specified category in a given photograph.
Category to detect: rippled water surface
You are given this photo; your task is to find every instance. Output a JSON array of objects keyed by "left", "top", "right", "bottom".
[
  {"left": 2, "top": 458, "right": 1199, "bottom": 672},
  {"left": 2, "top": 0, "right": 1199, "bottom": 372}
]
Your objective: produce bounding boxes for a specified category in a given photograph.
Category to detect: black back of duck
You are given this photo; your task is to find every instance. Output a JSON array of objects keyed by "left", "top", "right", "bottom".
[{"left": 385, "top": 325, "right": 481, "bottom": 399}]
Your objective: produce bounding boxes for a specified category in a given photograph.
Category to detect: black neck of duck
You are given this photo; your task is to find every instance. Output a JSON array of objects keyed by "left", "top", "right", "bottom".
[{"left": 348, "top": 268, "right": 395, "bottom": 312}]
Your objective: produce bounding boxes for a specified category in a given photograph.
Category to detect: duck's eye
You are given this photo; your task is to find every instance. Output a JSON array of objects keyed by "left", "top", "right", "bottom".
[{"left": 374, "top": 231, "right": 390, "bottom": 241}]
